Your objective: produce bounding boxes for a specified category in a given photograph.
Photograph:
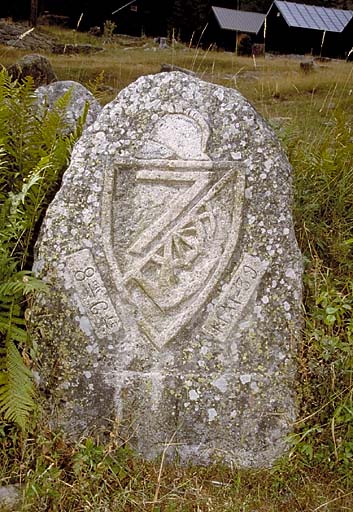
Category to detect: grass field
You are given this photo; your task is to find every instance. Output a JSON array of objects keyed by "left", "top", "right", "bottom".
[
  {"left": 1, "top": 27, "right": 352, "bottom": 123},
  {"left": 0, "top": 26, "right": 353, "bottom": 511}
]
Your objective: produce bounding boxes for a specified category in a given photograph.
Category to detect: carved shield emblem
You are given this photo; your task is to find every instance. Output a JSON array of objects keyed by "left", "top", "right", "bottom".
[{"left": 102, "top": 113, "right": 245, "bottom": 348}]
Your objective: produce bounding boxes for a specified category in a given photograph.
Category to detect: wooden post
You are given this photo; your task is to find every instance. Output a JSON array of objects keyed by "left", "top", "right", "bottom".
[
  {"left": 263, "top": 16, "right": 267, "bottom": 53},
  {"left": 30, "top": 0, "right": 38, "bottom": 27},
  {"left": 235, "top": 0, "right": 240, "bottom": 55},
  {"left": 320, "top": 30, "right": 326, "bottom": 57}
]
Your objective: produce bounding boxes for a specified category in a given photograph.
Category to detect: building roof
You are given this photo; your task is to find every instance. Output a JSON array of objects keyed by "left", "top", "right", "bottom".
[
  {"left": 273, "top": 1, "right": 353, "bottom": 33},
  {"left": 211, "top": 6, "right": 265, "bottom": 34}
]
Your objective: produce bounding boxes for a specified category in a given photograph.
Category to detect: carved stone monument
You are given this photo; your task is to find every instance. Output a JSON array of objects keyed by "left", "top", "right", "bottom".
[{"left": 33, "top": 72, "right": 302, "bottom": 467}]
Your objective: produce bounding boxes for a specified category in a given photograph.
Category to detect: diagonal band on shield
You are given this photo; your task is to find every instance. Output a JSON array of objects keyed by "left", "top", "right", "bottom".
[{"left": 102, "top": 158, "right": 245, "bottom": 348}]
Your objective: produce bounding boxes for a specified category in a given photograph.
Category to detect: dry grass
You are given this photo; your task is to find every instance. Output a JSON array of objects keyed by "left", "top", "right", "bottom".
[
  {"left": 1, "top": 26, "right": 352, "bottom": 123},
  {"left": 53, "top": 50, "right": 353, "bottom": 124},
  {"left": 1, "top": 424, "right": 353, "bottom": 511}
]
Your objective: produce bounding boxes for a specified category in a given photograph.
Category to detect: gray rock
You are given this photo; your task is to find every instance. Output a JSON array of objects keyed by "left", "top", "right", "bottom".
[
  {"left": 34, "top": 80, "right": 102, "bottom": 132},
  {"left": 0, "top": 485, "right": 22, "bottom": 511},
  {"left": 160, "top": 63, "right": 196, "bottom": 75},
  {"left": 7, "top": 53, "right": 56, "bottom": 87},
  {"left": 0, "top": 21, "right": 54, "bottom": 51},
  {"left": 159, "top": 37, "right": 168, "bottom": 49},
  {"left": 88, "top": 26, "right": 102, "bottom": 37},
  {"left": 32, "top": 72, "right": 302, "bottom": 468},
  {"left": 299, "top": 60, "right": 315, "bottom": 73},
  {"left": 52, "top": 44, "right": 104, "bottom": 55}
]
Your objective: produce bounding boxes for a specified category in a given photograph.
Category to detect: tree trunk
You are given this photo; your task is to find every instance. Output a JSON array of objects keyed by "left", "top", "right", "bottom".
[{"left": 30, "top": 0, "right": 38, "bottom": 27}]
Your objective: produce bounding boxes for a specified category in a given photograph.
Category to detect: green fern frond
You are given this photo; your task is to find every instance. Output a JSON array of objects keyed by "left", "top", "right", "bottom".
[
  {"left": 0, "top": 338, "right": 35, "bottom": 429},
  {"left": 0, "top": 67, "right": 91, "bottom": 430},
  {"left": 0, "top": 272, "right": 47, "bottom": 297},
  {"left": 71, "top": 100, "right": 89, "bottom": 143},
  {"left": 0, "top": 297, "right": 35, "bottom": 429},
  {"left": 39, "top": 89, "right": 73, "bottom": 148},
  {"left": 0, "top": 320, "right": 27, "bottom": 343}
]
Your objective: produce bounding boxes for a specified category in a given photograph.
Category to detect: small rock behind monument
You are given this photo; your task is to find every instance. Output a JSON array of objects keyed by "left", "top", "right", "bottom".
[
  {"left": 34, "top": 80, "right": 102, "bottom": 132},
  {"left": 0, "top": 20, "right": 54, "bottom": 51},
  {"left": 7, "top": 54, "right": 57, "bottom": 87}
]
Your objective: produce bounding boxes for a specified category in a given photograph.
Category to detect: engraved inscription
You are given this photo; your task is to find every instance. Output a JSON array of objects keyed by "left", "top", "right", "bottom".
[
  {"left": 66, "top": 249, "right": 122, "bottom": 338},
  {"left": 203, "top": 254, "right": 269, "bottom": 341}
]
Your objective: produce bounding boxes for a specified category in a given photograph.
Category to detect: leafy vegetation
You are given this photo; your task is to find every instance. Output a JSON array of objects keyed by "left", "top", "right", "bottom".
[
  {"left": 0, "top": 28, "right": 352, "bottom": 510},
  {"left": 285, "top": 111, "right": 353, "bottom": 481},
  {"left": 0, "top": 69, "right": 86, "bottom": 430}
]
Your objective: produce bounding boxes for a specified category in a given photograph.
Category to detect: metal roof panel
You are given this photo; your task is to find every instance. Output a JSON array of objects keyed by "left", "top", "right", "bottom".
[
  {"left": 211, "top": 6, "right": 265, "bottom": 34},
  {"left": 274, "top": 1, "right": 353, "bottom": 33}
]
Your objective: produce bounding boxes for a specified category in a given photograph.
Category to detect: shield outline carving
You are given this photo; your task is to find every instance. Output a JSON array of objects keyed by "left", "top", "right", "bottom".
[{"left": 101, "top": 157, "right": 246, "bottom": 349}]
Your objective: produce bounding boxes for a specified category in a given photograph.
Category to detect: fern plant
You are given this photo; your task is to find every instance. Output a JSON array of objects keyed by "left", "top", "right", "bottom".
[
  {"left": 0, "top": 171, "right": 47, "bottom": 428},
  {"left": 0, "top": 69, "right": 87, "bottom": 429}
]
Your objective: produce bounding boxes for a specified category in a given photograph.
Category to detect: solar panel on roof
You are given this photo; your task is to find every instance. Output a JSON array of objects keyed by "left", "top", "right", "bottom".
[
  {"left": 211, "top": 6, "right": 265, "bottom": 34},
  {"left": 274, "top": 0, "right": 353, "bottom": 32}
]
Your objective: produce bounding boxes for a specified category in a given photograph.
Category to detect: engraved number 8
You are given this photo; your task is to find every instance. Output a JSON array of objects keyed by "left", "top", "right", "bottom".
[{"left": 75, "top": 267, "right": 95, "bottom": 281}]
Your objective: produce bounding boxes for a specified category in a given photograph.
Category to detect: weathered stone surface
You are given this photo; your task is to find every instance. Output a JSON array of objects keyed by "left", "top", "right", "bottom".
[
  {"left": 34, "top": 80, "right": 102, "bottom": 132},
  {"left": 0, "top": 485, "right": 22, "bottom": 511},
  {"left": 32, "top": 72, "right": 302, "bottom": 467},
  {"left": 0, "top": 21, "right": 54, "bottom": 51},
  {"left": 7, "top": 54, "right": 56, "bottom": 87}
]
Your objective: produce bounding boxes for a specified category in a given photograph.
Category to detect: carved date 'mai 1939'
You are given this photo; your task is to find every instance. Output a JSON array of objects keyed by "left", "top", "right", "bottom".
[
  {"left": 66, "top": 249, "right": 122, "bottom": 338},
  {"left": 203, "top": 254, "right": 269, "bottom": 341}
]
